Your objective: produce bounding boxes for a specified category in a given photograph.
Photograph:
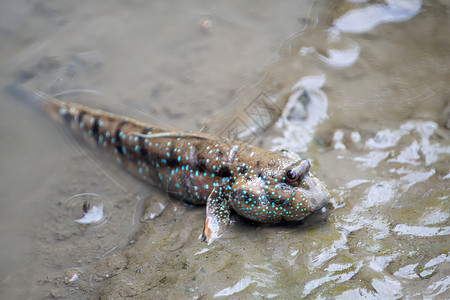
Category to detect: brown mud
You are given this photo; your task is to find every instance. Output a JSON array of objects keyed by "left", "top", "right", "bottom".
[{"left": 0, "top": 1, "right": 449, "bottom": 299}]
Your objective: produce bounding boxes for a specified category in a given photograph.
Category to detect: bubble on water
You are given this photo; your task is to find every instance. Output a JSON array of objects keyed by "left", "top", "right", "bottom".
[
  {"left": 65, "top": 193, "right": 110, "bottom": 226},
  {"left": 75, "top": 204, "right": 103, "bottom": 224}
]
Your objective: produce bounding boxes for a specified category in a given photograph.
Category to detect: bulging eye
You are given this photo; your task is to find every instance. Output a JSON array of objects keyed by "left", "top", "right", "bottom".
[
  {"left": 286, "top": 169, "right": 299, "bottom": 182},
  {"left": 285, "top": 160, "right": 311, "bottom": 183}
]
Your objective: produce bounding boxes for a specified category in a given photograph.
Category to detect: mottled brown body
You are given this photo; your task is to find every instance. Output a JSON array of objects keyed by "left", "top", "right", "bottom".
[{"left": 15, "top": 85, "right": 330, "bottom": 242}]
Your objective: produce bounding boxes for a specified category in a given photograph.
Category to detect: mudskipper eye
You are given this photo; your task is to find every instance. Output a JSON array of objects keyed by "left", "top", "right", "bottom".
[{"left": 286, "top": 169, "right": 299, "bottom": 182}]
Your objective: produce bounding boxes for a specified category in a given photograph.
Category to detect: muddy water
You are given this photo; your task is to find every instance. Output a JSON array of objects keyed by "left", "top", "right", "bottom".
[{"left": 0, "top": 0, "right": 449, "bottom": 299}]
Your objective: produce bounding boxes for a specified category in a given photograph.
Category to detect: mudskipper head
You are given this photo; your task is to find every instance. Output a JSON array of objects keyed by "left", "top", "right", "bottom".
[
  {"left": 280, "top": 159, "right": 331, "bottom": 218},
  {"left": 229, "top": 157, "right": 331, "bottom": 223}
]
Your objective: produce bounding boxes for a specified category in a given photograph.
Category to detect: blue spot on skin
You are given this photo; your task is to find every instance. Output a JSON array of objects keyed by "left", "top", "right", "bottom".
[
  {"left": 178, "top": 156, "right": 181, "bottom": 161},
  {"left": 166, "top": 152, "right": 170, "bottom": 157},
  {"left": 167, "top": 142, "right": 171, "bottom": 146},
  {"left": 205, "top": 184, "right": 209, "bottom": 189},
  {"left": 105, "top": 131, "right": 110, "bottom": 138},
  {"left": 139, "top": 168, "right": 143, "bottom": 174},
  {"left": 135, "top": 145, "right": 139, "bottom": 151}
]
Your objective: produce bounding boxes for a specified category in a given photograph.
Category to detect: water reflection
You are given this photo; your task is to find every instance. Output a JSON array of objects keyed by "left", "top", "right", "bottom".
[
  {"left": 301, "top": 116, "right": 449, "bottom": 297},
  {"left": 334, "top": 0, "right": 422, "bottom": 33},
  {"left": 272, "top": 74, "right": 328, "bottom": 153}
]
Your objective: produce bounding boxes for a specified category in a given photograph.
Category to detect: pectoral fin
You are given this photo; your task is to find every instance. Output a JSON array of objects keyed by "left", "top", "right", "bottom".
[{"left": 203, "top": 185, "right": 231, "bottom": 244}]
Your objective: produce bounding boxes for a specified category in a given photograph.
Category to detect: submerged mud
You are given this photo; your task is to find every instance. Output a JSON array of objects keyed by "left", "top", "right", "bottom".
[{"left": 0, "top": 0, "right": 449, "bottom": 299}]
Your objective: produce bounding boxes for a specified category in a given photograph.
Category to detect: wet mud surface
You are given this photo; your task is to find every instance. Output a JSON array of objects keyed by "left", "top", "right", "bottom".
[{"left": 0, "top": 0, "right": 449, "bottom": 299}]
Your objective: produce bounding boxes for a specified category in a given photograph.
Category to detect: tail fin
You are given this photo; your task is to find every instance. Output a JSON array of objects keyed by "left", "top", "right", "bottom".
[{"left": 6, "top": 83, "right": 67, "bottom": 123}]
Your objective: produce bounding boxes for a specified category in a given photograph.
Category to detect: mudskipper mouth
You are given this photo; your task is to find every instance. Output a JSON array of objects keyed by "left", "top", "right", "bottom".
[
  {"left": 311, "top": 187, "right": 331, "bottom": 212},
  {"left": 314, "top": 199, "right": 330, "bottom": 212},
  {"left": 302, "top": 174, "right": 331, "bottom": 213}
]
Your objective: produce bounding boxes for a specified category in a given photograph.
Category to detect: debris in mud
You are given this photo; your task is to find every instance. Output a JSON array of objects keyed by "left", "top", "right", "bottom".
[
  {"left": 199, "top": 19, "right": 212, "bottom": 31},
  {"left": 64, "top": 270, "right": 80, "bottom": 284},
  {"left": 49, "top": 289, "right": 61, "bottom": 298},
  {"left": 140, "top": 196, "right": 167, "bottom": 222}
]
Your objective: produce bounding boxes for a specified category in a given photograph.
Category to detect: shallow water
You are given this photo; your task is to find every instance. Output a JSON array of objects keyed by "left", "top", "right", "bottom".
[{"left": 0, "top": 0, "right": 449, "bottom": 299}]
